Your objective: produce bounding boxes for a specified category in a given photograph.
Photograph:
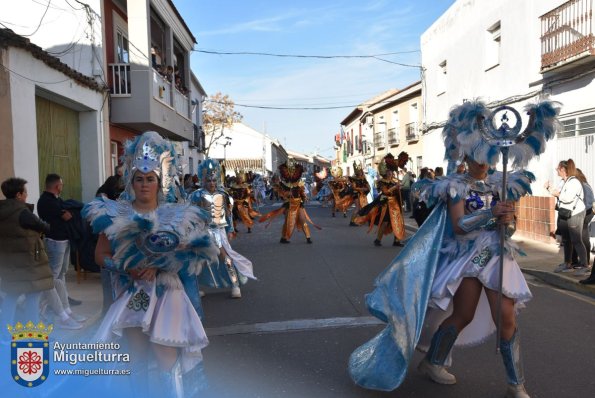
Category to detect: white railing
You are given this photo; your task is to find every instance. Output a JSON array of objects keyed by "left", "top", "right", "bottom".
[
  {"left": 109, "top": 63, "right": 131, "bottom": 96},
  {"left": 152, "top": 69, "right": 171, "bottom": 105},
  {"left": 174, "top": 88, "right": 190, "bottom": 119}
]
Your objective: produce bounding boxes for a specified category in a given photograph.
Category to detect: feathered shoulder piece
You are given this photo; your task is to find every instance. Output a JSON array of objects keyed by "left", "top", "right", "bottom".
[
  {"left": 486, "top": 170, "right": 536, "bottom": 201},
  {"left": 420, "top": 174, "right": 470, "bottom": 207},
  {"left": 279, "top": 160, "right": 304, "bottom": 184},
  {"left": 82, "top": 199, "right": 217, "bottom": 274}
]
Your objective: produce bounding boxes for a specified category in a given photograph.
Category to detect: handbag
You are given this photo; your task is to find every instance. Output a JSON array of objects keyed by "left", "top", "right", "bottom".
[{"left": 557, "top": 207, "right": 572, "bottom": 220}]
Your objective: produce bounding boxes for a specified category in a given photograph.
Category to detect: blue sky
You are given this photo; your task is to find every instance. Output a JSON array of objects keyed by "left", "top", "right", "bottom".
[{"left": 175, "top": 0, "right": 455, "bottom": 158}]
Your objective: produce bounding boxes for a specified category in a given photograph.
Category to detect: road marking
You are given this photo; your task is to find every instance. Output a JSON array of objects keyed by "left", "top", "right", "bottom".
[
  {"left": 527, "top": 279, "right": 595, "bottom": 306},
  {"left": 205, "top": 316, "right": 384, "bottom": 336}
]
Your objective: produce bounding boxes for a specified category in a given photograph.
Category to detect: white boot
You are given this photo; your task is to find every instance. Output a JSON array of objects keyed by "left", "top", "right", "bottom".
[
  {"left": 417, "top": 358, "right": 456, "bottom": 384},
  {"left": 505, "top": 383, "right": 530, "bottom": 398},
  {"left": 230, "top": 286, "right": 242, "bottom": 298}
]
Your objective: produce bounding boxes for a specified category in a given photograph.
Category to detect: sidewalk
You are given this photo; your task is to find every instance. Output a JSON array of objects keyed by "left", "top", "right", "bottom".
[{"left": 402, "top": 213, "right": 595, "bottom": 298}]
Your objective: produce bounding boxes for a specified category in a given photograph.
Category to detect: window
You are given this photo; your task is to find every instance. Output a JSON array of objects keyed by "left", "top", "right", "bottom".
[
  {"left": 437, "top": 60, "right": 447, "bottom": 95},
  {"left": 392, "top": 110, "right": 399, "bottom": 130},
  {"left": 116, "top": 30, "right": 129, "bottom": 64},
  {"left": 559, "top": 113, "right": 595, "bottom": 138},
  {"left": 485, "top": 21, "right": 501, "bottom": 70},
  {"left": 110, "top": 141, "right": 118, "bottom": 175}
]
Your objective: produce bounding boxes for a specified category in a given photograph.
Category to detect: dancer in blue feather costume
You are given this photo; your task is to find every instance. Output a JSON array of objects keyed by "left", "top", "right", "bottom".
[
  {"left": 83, "top": 131, "right": 218, "bottom": 398},
  {"left": 349, "top": 101, "right": 560, "bottom": 398}
]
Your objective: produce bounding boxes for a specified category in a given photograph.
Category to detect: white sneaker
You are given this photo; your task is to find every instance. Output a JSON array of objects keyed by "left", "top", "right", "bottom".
[
  {"left": 505, "top": 384, "right": 530, "bottom": 398},
  {"left": 417, "top": 358, "right": 456, "bottom": 385},
  {"left": 55, "top": 317, "right": 83, "bottom": 330},
  {"left": 553, "top": 263, "right": 572, "bottom": 273},
  {"left": 574, "top": 267, "right": 591, "bottom": 276},
  {"left": 68, "top": 312, "right": 87, "bottom": 323},
  {"left": 230, "top": 286, "right": 242, "bottom": 299},
  {"left": 199, "top": 290, "right": 206, "bottom": 298}
]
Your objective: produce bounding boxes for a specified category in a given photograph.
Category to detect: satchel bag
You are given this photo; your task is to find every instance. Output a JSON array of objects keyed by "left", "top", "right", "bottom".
[{"left": 557, "top": 207, "right": 572, "bottom": 220}]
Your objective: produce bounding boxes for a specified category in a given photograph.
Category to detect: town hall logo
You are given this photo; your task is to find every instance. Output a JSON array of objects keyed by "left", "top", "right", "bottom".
[{"left": 7, "top": 321, "right": 53, "bottom": 387}]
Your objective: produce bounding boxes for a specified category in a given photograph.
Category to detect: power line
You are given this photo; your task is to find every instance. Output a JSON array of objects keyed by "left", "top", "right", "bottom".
[
  {"left": 194, "top": 49, "right": 421, "bottom": 67},
  {"left": 206, "top": 98, "right": 402, "bottom": 111},
  {"left": 0, "top": 63, "right": 71, "bottom": 84},
  {"left": 21, "top": 0, "right": 51, "bottom": 37}
]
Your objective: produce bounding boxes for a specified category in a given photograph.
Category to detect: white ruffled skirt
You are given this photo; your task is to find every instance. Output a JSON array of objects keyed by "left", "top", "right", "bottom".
[
  {"left": 419, "top": 230, "right": 532, "bottom": 349},
  {"left": 95, "top": 272, "right": 209, "bottom": 373}
]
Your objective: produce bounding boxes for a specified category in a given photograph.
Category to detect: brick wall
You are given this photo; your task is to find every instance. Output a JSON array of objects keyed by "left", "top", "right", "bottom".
[{"left": 516, "top": 195, "right": 557, "bottom": 243}]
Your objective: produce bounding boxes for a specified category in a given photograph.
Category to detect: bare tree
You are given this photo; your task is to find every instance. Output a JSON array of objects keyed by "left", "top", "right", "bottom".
[{"left": 203, "top": 92, "right": 243, "bottom": 157}]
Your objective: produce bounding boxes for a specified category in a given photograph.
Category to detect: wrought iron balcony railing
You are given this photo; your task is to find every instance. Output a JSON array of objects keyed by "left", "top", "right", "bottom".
[
  {"left": 374, "top": 132, "right": 385, "bottom": 148},
  {"left": 540, "top": 0, "right": 595, "bottom": 71},
  {"left": 387, "top": 128, "right": 400, "bottom": 146},
  {"left": 406, "top": 122, "right": 420, "bottom": 142}
]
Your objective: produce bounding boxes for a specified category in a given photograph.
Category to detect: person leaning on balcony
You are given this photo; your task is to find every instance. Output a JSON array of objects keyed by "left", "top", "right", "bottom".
[
  {"left": 0, "top": 177, "right": 54, "bottom": 339},
  {"left": 545, "top": 159, "right": 588, "bottom": 274}
]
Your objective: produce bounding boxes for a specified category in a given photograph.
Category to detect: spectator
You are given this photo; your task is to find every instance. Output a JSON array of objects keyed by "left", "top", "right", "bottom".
[
  {"left": 434, "top": 167, "right": 444, "bottom": 179},
  {"left": 37, "top": 174, "right": 86, "bottom": 329},
  {"left": 575, "top": 168, "right": 594, "bottom": 281},
  {"left": 545, "top": 159, "right": 588, "bottom": 274},
  {"left": 400, "top": 167, "right": 413, "bottom": 212},
  {"left": 0, "top": 178, "right": 54, "bottom": 336},
  {"left": 411, "top": 168, "right": 435, "bottom": 226}
]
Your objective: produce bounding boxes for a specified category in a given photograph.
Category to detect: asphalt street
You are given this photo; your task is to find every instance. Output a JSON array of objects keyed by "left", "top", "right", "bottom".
[{"left": 199, "top": 202, "right": 595, "bottom": 398}]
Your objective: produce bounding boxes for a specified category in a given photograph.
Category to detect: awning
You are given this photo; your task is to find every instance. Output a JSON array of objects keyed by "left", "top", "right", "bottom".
[{"left": 222, "top": 158, "right": 264, "bottom": 171}]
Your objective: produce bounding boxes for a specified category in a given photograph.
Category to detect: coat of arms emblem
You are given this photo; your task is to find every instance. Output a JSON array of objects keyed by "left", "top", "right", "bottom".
[{"left": 8, "top": 321, "right": 53, "bottom": 387}]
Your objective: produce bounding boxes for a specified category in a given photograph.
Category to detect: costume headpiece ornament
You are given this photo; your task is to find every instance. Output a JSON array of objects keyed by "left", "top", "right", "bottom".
[
  {"left": 330, "top": 166, "right": 343, "bottom": 178},
  {"left": 121, "top": 131, "right": 184, "bottom": 203},
  {"left": 279, "top": 158, "right": 304, "bottom": 184},
  {"left": 443, "top": 100, "right": 561, "bottom": 172},
  {"left": 198, "top": 158, "right": 222, "bottom": 187},
  {"left": 353, "top": 161, "right": 364, "bottom": 176},
  {"left": 235, "top": 169, "right": 247, "bottom": 183}
]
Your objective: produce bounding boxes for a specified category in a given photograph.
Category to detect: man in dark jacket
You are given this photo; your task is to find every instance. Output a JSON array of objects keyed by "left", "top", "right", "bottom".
[
  {"left": 0, "top": 177, "right": 54, "bottom": 337},
  {"left": 37, "top": 174, "right": 85, "bottom": 329}
]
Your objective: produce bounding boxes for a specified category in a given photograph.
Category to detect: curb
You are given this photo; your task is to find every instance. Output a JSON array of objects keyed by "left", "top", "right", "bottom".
[{"left": 521, "top": 268, "right": 595, "bottom": 298}]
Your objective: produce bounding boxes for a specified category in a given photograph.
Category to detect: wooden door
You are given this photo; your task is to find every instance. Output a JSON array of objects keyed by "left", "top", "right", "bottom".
[{"left": 36, "top": 96, "right": 82, "bottom": 201}]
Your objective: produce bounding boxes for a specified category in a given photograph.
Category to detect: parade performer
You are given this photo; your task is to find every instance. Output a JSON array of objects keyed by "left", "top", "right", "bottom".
[
  {"left": 313, "top": 168, "right": 333, "bottom": 207},
  {"left": 190, "top": 159, "right": 255, "bottom": 299},
  {"left": 259, "top": 160, "right": 320, "bottom": 243},
  {"left": 345, "top": 162, "right": 371, "bottom": 226},
  {"left": 328, "top": 167, "right": 349, "bottom": 218},
  {"left": 229, "top": 170, "right": 261, "bottom": 233},
  {"left": 354, "top": 153, "right": 407, "bottom": 246},
  {"left": 348, "top": 101, "right": 560, "bottom": 398},
  {"left": 83, "top": 131, "right": 219, "bottom": 398}
]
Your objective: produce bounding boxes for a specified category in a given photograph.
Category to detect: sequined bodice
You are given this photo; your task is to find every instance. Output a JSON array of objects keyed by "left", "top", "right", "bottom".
[{"left": 462, "top": 174, "right": 499, "bottom": 214}]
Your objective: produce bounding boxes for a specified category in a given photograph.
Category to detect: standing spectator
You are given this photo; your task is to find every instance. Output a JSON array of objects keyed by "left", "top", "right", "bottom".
[
  {"left": 575, "top": 168, "right": 594, "bottom": 281},
  {"left": 546, "top": 159, "right": 588, "bottom": 273},
  {"left": 434, "top": 166, "right": 445, "bottom": 179},
  {"left": 400, "top": 167, "right": 413, "bottom": 212},
  {"left": 0, "top": 178, "right": 54, "bottom": 337},
  {"left": 37, "top": 174, "right": 85, "bottom": 328}
]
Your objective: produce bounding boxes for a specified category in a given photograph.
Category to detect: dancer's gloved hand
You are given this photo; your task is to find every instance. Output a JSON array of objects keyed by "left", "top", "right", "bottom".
[{"left": 492, "top": 201, "right": 516, "bottom": 225}]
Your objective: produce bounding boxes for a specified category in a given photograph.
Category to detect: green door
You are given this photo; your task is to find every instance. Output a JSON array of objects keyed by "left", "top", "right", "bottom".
[{"left": 36, "top": 96, "right": 82, "bottom": 201}]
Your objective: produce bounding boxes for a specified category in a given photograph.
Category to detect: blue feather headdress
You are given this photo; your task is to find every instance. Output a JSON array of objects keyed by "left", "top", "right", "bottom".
[
  {"left": 443, "top": 100, "right": 561, "bottom": 173},
  {"left": 198, "top": 158, "right": 222, "bottom": 188},
  {"left": 120, "top": 131, "right": 185, "bottom": 203}
]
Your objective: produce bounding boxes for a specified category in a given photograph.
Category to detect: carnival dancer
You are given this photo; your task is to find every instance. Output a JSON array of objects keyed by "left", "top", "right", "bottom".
[
  {"left": 313, "top": 168, "right": 333, "bottom": 207},
  {"left": 251, "top": 173, "right": 267, "bottom": 208},
  {"left": 190, "top": 159, "right": 255, "bottom": 299},
  {"left": 348, "top": 101, "right": 560, "bottom": 398},
  {"left": 354, "top": 153, "right": 407, "bottom": 246},
  {"left": 84, "top": 131, "right": 219, "bottom": 398},
  {"left": 259, "top": 160, "right": 320, "bottom": 243},
  {"left": 345, "top": 162, "right": 371, "bottom": 226},
  {"left": 229, "top": 170, "right": 261, "bottom": 233},
  {"left": 328, "top": 167, "right": 349, "bottom": 218}
]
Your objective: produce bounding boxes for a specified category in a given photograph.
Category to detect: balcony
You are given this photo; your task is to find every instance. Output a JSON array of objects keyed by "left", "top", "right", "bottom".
[
  {"left": 540, "top": 0, "right": 595, "bottom": 72},
  {"left": 387, "top": 128, "right": 400, "bottom": 146},
  {"left": 108, "top": 65, "right": 193, "bottom": 142},
  {"left": 406, "top": 122, "right": 420, "bottom": 142},
  {"left": 374, "top": 132, "right": 385, "bottom": 148}
]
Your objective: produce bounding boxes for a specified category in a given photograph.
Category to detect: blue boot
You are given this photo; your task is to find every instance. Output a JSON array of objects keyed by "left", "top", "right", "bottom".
[
  {"left": 417, "top": 325, "right": 458, "bottom": 384},
  {"left": 501, "top": 330, "right": 530, "bottom": 398}
]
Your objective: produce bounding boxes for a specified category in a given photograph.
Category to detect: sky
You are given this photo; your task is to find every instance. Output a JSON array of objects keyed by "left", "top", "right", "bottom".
[{"left": 174, "top": 0, "right": 456, "bottom": 159}]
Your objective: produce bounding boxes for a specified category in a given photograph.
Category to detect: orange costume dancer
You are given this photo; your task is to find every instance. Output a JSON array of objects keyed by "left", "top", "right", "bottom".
[
  {"left": 259, "top": 160, "right": 320, "bottom": 244},
  {"left": 328, "top": 167, "right": 349, "bottom": 218},
  {"left": 355, "top": 152, "right": 408, "bottom": 247},
  {"left": 230, "top": 171, "right": 261, "bottom": 233},
  {"left": 344, "top": 162, "right": 371, "bottom": 226}
]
